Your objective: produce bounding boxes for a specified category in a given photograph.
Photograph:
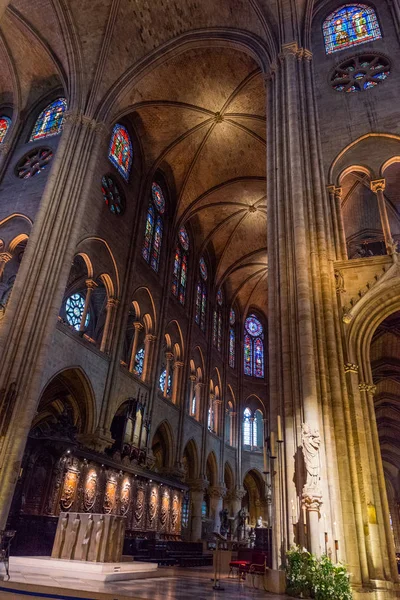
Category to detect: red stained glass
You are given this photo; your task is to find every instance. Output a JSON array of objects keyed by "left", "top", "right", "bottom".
[
  {"left": 0, "top": 117, "right": 11, "bottom": 143},
  {"left": 229, "top": 327, "right": 235, "bottom": 368},
  {"left": 108, "top": 124, "right": 133, "bottom": 181},
  {"left": 30, "top": 98, "right": 67, "bottom": 141}
]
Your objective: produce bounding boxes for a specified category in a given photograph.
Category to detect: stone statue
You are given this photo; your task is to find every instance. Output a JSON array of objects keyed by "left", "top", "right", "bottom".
[
  {"left": 68, "top": 514, "right": 81, "bottom": 559},
  {"left": 238, "top": 508, "right": 249, "bottom": 541},
  {"left": 249, "top": 528, "right": 256, "bottom": 548},
  {"left": 302, "top": 423, "right": 321, "bottom": 491},
  {"left": 82, "top": 514, "right": 94, "bottom": 561},
  {"left": 220, "top": 508, "right": 229, "bottom": 536},
  {"left": 56, "top": 513, "right": 69, "bottom": 558},
  {"left": 95, "top": 515, "right": 105, "bottom": 562},
  {"left": 256, "top": 515, "right": 263, "bottom": 528}
]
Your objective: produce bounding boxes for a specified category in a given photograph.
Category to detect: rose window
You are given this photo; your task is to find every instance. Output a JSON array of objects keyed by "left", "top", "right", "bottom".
[
  {"left": 16, "top": 148, "right": 53, "bottom": 179},
  {"left": 101, "top": 174, "right": 125, "bottom": 216},
  {"left": 331, "top": 54, "right": 390, "bottom": 92}
]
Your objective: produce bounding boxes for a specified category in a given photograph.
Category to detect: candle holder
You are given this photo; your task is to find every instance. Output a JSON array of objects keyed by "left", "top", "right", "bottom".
[
  {"left": 334, "top": 539, "right": 339, "bottom": 564},
  {"left": 324, "top": 532, "right": 328, "bottom": 555}
]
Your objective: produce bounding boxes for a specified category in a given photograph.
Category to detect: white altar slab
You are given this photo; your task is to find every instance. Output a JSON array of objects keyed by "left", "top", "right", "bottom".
[{"left": 8, "top": 556, "right": 160, "bottom": 582}]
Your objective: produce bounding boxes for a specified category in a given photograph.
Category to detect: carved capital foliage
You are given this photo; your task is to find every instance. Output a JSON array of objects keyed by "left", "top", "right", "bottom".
[
  {"left": 85, "top": 279, "right": 98, "bottom": 290},
  {"left": 359, "top": 382, "right": 377, "bottom": 395},
  {"left": 0, "top": 252, "right": 12, "bottom": 263},
  {"left": 344, "top": 362, "right": 358, "bottom": 374},
  {"left": 208, "top": 485, "right": 226, "bottom": 499},
  {"left": 187, "top": 478, "right": 208, "bottom": 493},
  {"left": 302, "top": 491, "right": 323, "bottom": 513},
  {"left": 370, "top": 179, "right": 386, "bottom": 193}
]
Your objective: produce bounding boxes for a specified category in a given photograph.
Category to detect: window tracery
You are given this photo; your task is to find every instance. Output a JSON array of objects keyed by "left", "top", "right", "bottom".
[
  {"left": 229, "top": 308, "right": 236, "bottom": 368},
  {"left": 331, "top": 54, "right": 390, "bottom": 92},
  {"left": 171, "top": 226, "right": 189, "bottom": 305},
  {"left": 101, "top": 175, "right": 125, "bottom": 216},
  {"left": 159, "top": 368, "right": 172, "bottom": 396},
  {"left": 0, "top": 116, "right": 11, "bottom": 143},
  {"left": 243, "top": 407, "right": 263, "bottom": 449},
  {"left": 195, "top": 257, "right": 207, "bottom": 331},
  {"left": 65, "top": 293, "right": 89, "bottom": 331},
  {"left": 108, "top": 123, "right": 133, "bottom": 181},
  {"left": 30, "top": 98, "right": 67, "bottom": 141},
  {"left": 244, "top": 314, "right": 264, "bottom": 378},
  {"left": 134, "top": 347, "right": 145, "bottom": 377},
  {"left": 16, "top": 148, "right": 53, "bottom": 179},
  {"left": 212, "top": 290, "right": 223, "bottom": 352},
  {"left": 323, "top": 4, "right": 381, "bottom": 55},
  {"left": 142, "top": 182, "right": 165, "bottom": 272}
]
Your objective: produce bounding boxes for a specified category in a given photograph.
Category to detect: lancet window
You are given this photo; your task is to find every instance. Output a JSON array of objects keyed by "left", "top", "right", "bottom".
[
  {"left": 30, "top": 98, "right": 67, "bottom": 141},
  {"left": 142, "top": 182, "right": 165, "bottom": 272},
  {"left": 323, "top": 4, "right": 381, "bottom": 55},
  {"left": 171, "top": 226, "right": 189, "bottom": 305},
  {"left": 108, "top": 123, "right": 133, "bottom": 181}
]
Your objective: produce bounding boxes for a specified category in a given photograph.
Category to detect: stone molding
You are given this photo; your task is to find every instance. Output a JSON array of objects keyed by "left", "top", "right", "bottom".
[{"left": 344, "top": 362, "right": 359, "bottom": 374}]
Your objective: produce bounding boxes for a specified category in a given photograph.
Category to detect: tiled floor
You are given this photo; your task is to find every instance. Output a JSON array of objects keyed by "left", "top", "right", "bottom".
[{"left": 0, "top": 567, "right": 292, "bottom": 599}]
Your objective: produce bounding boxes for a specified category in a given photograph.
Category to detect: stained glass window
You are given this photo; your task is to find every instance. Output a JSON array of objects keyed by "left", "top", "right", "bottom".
[
  {"left": 229, "top": 308, "right": 236, "bottom": 325},
  {"left": 108, "top": 124, "right": 133, "bottom": 181},
  {"left": 212, "top": 310, "right": 218, "bottom": 347},
  {"left": 243, "top": 408, "right": 252, "bottom": 446},
  {"left": 30, "top": 98, "right": 67, "bottom": 142},
  {"left": 182, "top": 495, "right": 189, "bottom": 528},
  {"left": 172, "top": 226, "right": 189, "bottom": 305},
  {"left": 143, "top": 182, "right": 165, "bottom": 272},
  {"left": 16, "top": 148, "right": 53, "bottom": 179},
  {"left": 217, "top": 312, "right": 222, "bottom": 353},
  {"left": 195, "top": 282, "right": 202, "bottom": 325},
  {"left": 331, "top": 54, "right": 390, "bottom": 92},
  {"left": 0, "top": 117, "right": 11, "bottom": 143},
  {"left": 323, "top": 4, "right": 381, "bottom": 55},
  {"left": 65, "top": 293, "right": 89, "bottom": 330},
  {"left": 102, "top": 175, "right": 124, "bottom": 215},
  {"left": 199, "top": 256, "right": 207, "bottom": 281},
  {"left": 142, "top": 204, "right": 154, "bottom": 262},
  {"left": 159, "top": 369, "right": 172, "bottom": 396},
  {"left": 191, "top": 394, "right": 196, "bottom": 416},
  {"left": 229, "top": 327, "right": 235, "bottom": 368},
  {"left": 243, "top": 314, "right": 264, "bottom": 378},
  {"left": 134, "top": 347, "right": 145, "bottom": 376},
  {"left": 254, "top": 410, "right": 263, "bottom": 447},
  {"left": 208, "top": 405, "right": 215, "bottom": 432},
  {"left": 217, "top": 289, "right": 223, "bottom": 306}
]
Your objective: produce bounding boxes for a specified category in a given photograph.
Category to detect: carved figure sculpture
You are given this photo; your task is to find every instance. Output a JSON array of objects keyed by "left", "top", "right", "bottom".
[
  {"left": 302, "top": 423, "right": 321, "bottom": 491},
  {"left": 69, "top": 514, "right": 81, "bottom": 559},
  {"left": 56, "top": 513, "right": 69, "bottom": 558},
  {"left": 82, "top": 514, "right": 94, "bottom": 561},
  {"left": 257, "top": 515, "right": 263, "bottom": 528},
  {"left": 94, "top": 515, "right": 105, "bottom": 562}
]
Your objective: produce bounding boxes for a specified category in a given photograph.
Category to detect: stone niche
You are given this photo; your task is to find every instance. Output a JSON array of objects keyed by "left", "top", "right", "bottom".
[{"left": 51, "top": 512, "right": 126, "bottom": 563}]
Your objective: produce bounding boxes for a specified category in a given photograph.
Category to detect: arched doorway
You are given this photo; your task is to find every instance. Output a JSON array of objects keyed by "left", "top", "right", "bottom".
[{"left": 243, "top": 469, "right": 265, "bottom": 527}]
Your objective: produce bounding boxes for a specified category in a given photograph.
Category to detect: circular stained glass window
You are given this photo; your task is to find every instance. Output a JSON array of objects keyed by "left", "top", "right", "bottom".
[
  {"left": 330, "top": 54, "right": 390, "bottom": 93},
  {"left": 229, "top": 308, "right": 236, "bottom": 325},
  {"left": 179, "top": 226, "right": 189, "bottom": 251},
  {"left": 245, "top": 314, "right": 263, "bottom": 337},
  {"left": 217, "top": 289, "right": 223, "bottom": 306},
  {"left": 102, "top": 175, "right": 124, "bottom": 216},
  {"left": 199, "top": 257, "right": 207, "bottom": 281},
  {"left": 159, "top": 369, "right": 172, "bottom": 395},
  {"left": 16, "top": 148, "right": 53, "bottom": 179},
  {"left": 65, "top": 293, "right": 89, "bottom": 330},
  {"left": 152, "top": 182, "right": 165, "bottom": 214}
]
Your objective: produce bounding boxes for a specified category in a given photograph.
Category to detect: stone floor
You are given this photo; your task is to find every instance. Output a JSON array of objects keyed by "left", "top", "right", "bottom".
[{"left": 0, "top": 567, "right": 292, "bottom": 599}]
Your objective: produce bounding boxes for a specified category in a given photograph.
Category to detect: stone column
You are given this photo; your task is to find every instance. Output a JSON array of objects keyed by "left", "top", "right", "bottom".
[
  {"left": 370, "top": 179, "right": 396, "bottom": 256},
  {"left": 0, "top": 112, "right": 107, "bottom": 527},
  {"left": 208, "top": 486, "right": 226, "bottom": 534},
  {"left": 163, "top": 352, "right": 174, "bottom": 397},
  {"left": 79, "top": 279, "right": 97, "bottom": 333},
  {"left": 100, "top": 297, "right": 118, "bottom": 353},
  {"left": 0, "top": 252, "right": 12, "bottom": 280},
  {"left": 327, "top": 185, "right": 347, "bottom": 260},
  {"left": 142, "top": 334, "right": 156, "bottom": 383},
  {"left": 171, "top": 360, "right": 184, "bottom": 405},
  {"left": 188, "top": 479, "right": 207, "bottom": 542},
  {"left": 128, "top": 322, "right": 143, "bottom": 373},
  {"left": 188, "top": 375, "right": 196, "bottom": 415}
]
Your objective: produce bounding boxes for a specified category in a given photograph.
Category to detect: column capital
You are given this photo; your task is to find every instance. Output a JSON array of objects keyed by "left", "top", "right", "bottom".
[
  {"left": 187, "top": 478, "right": 208, "bottom": 493},
  {"left": 165, "top": 351, "right": 174, "bottom": 362},
  {"left": 145, "top": 334, "right": 157, "bottom": 343},
  {"left": 106, "top": 297, "right": 119, "bottom": 309},
  {"left": 229, "top": 487, "right": 246, "bottom": 501},
  {"left": 173, "top": 360, "right": 184, "bottom": 370},
  {"left": 370, "top": 179, "right": 386, "bottom": 193},
  {"left": 208, "top": 485, "right": 226, "bottom": 498},
  {"left": 133, "top": 321, "right": 144, "bottom": 331},
  {"left": 189, "top": 374, "right": 197, "bottom": 383},
  {"left": 359, "top": 382, "right": 377, "bottom": 395},
  {"left": 85, "top": 278, "right": 98, "bottom": 290},
  {"left": 0, "top": 252, "right": 12, "bottom": 263},
  {"left": 302, "top": 491, "right": 323, "bottom": 512},
  {"left": 280, "top": 41, "right": 300, "bottom": 58},
  {"left": 344, "top": 362, "right": 358, "bottom": 374}
]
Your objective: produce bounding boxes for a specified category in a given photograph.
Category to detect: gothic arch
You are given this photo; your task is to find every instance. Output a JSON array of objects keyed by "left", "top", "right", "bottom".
[
  {"left": 182, "top": 438, "right": 199, "bottom": 481},
  {"left": 35, "top": 366, "right": 96, "bottom": 435},
  {"left": 151, "top": 420, "right": 175, "bottom": 471},
  {"left": 206, "top": 451, "right": 219, "bottom": 487}
]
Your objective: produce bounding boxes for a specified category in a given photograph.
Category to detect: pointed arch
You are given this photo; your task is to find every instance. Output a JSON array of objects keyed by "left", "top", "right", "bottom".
[{"left": 151, "top": 420, "right": 175, "bottom": 471}]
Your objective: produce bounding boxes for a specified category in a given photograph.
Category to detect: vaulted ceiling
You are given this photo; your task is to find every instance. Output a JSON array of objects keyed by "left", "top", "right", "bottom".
[{"left": 3, "top": 0, "right": 270, "bottom": 316}]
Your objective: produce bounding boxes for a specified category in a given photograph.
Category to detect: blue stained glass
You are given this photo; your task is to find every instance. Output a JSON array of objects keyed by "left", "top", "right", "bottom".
[
  {"left": 152, "top": 182, "right": 165, "bottom": 214},
  {"left": 323, "top": 5, "right": 382, "bottom": 55},
  {"left": 229, "top": 327, "right": 235, "bottom": 368},
  {"left": 201, "top": 286, "right": 207, "bottom": 332},
  {"left": 179, "top": 226, "right": 189, "bottom": 251},
  {"left": 229, "top": 308, "right": 235, "bottom": 325},
  {"left": 199, "top": 257, "right": 207, "bottom": 281},
  {"left": 102, "top": 175, "right": 124, "bottom": 215},
  {"left": 217, "top": 289, "right": 223, "bottom": 306},
  {"left": 150, "top": 215, "right": 163, "bottom": 272},
  {"left": 254, "top": 337, "right": 264, "bottom": 378},
  {"left": 180, "top": 254, "right": 187, "bottom": 305},
  {"left": 65, "top": 293, "right": 89, "bottom": 331},
  {"left": 30, "top": 98, "right": 67, "bottom": 141},
  {"left": 212, "top": 310, "right": 218, "bottom": 347},
  {"left": 243, "top": 407, "right": 252, "bottom": 446},
  {"left": 244, "top": 333, "right": 252, "bottom": 376},
  {"left": 217, "top": 312, "right": 222, "bottom": 352},
  {"left": 159, "top": 369, "right": 172, "bottom": 396},
  {"left": 195, "top": 281, "right": 202, "bottom": 325},
  {"left": 245, "top": 315, "right": 263, "bottom": 337},
  {"left": 142, "top": 204, "right": 155, "bottom": 262},
  {"left": 134, "top": 347, "right": 145, "bottom": 376},
  {"left": 108, "top": 124, "right": 133, "bottom": 181}
]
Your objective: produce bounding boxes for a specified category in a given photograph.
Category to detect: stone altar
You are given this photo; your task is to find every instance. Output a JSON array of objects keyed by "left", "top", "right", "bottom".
[{"left": 51, "top": 513, "right": 126, "bottom": 563}]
